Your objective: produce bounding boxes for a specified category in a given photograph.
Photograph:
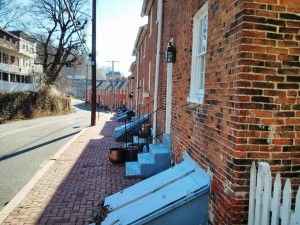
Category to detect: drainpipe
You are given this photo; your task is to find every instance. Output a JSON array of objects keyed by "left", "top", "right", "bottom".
[
  {"left": 153, "top": 0, "right": 163, "bottom": 143},
  {"left": 136, "top": 51, "right": 140, "bottom": 113}
]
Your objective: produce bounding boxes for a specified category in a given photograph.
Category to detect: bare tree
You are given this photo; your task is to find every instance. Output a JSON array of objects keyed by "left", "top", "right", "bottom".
[
  {"left": 28, "top": 0, "right": 90, "bottom": 85},
  {"left": 0, "top": 0, "right": 28, "bottom": 29}
]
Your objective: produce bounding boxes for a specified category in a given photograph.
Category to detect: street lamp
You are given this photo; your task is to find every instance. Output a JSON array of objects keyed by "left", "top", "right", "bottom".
[{"left": 166, "top": 42, "right": 176, "bottom": 63}]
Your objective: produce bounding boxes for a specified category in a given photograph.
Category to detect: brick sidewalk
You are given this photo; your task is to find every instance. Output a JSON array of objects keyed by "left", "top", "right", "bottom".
[{"left": 1, "top": 114, "right": 141, "bottom": 225}]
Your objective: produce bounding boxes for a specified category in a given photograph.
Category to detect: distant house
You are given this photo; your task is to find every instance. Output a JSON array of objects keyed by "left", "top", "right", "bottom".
[
  {"left": 0, "top": 29, "right": 43, "bottom": 92},
  {"left": 129, "top": 0, "right": 300, "bottom": 224},
  {"left": 66, "top": 75, "right": 89, "bottom": 99},
  {"left": 96, "top": 78, "right": 128, "bottom": 110},
  {"left": 106, "top": 71, "right": 121, "bottom": 80}
]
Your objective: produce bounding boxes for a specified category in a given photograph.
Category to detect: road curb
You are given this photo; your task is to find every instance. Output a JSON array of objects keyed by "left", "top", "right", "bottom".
[{"left": 0, "top": 127, "right": 88, "bottom": 224}]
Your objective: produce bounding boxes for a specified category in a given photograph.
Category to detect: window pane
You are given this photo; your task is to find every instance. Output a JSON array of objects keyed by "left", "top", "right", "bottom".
[
  {"left": 201, "top": 15, "right": 208, "bottom": 53},
  {"left": 199, "top": 55, "right": 205, "bottom": 90}
]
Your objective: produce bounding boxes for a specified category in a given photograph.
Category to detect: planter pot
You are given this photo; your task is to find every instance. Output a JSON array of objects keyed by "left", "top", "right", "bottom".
[
  {"left": 109, "top": 148, "right": 125, "bottom": 164},
  {"left": 125, "top": 146, "right": 138, "bottom": 162}
]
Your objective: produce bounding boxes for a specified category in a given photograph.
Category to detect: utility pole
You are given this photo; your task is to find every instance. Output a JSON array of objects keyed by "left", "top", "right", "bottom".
[
  {"left": 106, "top": 60, "right": 120, "bottom": 112},
  {"left": 85, "top": 63, "right": 88, "bottom": 105},
  {"left": 91, "top": 0, "right": 96, "bottom": 126}
]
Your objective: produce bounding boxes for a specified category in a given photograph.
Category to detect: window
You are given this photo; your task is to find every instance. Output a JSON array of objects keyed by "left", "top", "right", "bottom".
[
  {"left": 3, "top": 35, "right": 6, "bottom": 45},
  {"left": 3, "top": 54, "right": 8, "bottom": 64},
  {"left": 188, "top": 2, "right": 208, "bottom": 104},
  {"left": 10, "top": 38, "right": 12, "bottom": 47}
]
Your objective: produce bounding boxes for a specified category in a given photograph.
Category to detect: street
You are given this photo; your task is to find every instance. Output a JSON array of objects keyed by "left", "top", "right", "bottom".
[{"left": 0, "top": 99, "right": 105, "bottom": 211}]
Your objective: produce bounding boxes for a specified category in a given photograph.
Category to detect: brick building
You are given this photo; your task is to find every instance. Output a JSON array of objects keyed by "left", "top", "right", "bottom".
[
  {"left": 131, "top": 0, "right": 300, "bottom": 224},
  {"left": 96, "top": 78, "right": 128, "bottom": 110}
]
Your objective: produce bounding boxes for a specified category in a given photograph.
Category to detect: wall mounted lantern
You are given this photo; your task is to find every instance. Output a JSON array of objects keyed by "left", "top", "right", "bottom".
[{"left": 166, "top": 42, "right": 176, "bottom": 63}]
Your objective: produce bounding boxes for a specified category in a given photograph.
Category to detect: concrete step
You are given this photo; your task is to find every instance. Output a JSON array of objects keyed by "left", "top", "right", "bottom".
[
  {"left": 149, "top": 143, "right": 170, "bottom": 172},
  {"left": 138, "top": 153, "right": 155, "bottom": 178},
  {"left": 126, "top": 139, "right": 171, "bottom": 178},
  {"left": 125, "top": 161, "right": 142, "bottom": 177}
]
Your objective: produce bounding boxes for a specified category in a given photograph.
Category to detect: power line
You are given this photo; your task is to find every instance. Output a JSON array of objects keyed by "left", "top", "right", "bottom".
[
  {"left": 62, "top": 0, "right": 91, "bottom": 59},
  {"left": 97, "top": 2, "right": 106, "bottom": 44}
]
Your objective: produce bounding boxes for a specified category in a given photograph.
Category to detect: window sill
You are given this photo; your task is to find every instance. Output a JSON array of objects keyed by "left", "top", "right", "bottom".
[{"left": 187, "top": 95, "right": 204, "bottom": 104}]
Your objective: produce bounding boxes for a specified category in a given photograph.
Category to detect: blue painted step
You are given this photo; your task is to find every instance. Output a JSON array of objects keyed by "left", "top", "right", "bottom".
[{"left": 125, "top": 135, "right": 170, "bottom": 178}]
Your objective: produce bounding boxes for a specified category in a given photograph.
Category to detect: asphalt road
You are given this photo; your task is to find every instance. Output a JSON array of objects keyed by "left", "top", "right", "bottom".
[{"left": 0, "top": 99, "right": 105, "bottom": 211}]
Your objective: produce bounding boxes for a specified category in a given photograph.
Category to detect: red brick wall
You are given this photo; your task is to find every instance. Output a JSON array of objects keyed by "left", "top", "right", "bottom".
[
  {"left": 137, "top": 0, "right": 159, "bottom": 116},
  {"left": 157, "top": 0, "right": 300, "bottom": 224}
]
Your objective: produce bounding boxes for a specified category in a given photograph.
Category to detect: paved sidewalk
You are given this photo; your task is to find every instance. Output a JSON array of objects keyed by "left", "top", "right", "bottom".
[{"left": 0, "top": 113, "right": 141, "bottom": 225}]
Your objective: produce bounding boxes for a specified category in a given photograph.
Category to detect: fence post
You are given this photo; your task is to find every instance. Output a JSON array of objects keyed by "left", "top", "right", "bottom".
[
  {"left": 281, "top": 179, "right": 292, "bottom": 225},
  {"left": 289, "top": 186, "right": 300, "bottom": 224},
  {"left": 254, "top": 162, "right": 270, "bottom": 225},
  {"left": 271, "top": 173, "right": 281, "bottom": 225},
  {"left": 262, "top": 166, "right": 271, "bottom": 225},
  {"left": 248, "top": 161, "right": 256, "bottom": 225}
]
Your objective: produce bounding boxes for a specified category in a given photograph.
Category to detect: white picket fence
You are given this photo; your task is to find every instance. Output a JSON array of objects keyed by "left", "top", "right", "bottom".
[{"left": 248, "top": 161, "right": 300, "bottom": 225}]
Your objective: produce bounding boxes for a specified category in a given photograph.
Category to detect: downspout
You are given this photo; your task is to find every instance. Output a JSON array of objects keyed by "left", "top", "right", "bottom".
[
  {"left": 136, "top": 51, "right": 140, "bottom": 113},
  {"left": 153, "top": 0, "right": 163, "bottom": 143}
]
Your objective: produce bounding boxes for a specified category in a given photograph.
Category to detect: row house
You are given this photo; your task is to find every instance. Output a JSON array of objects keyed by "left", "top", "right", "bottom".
[
  {"left": 129, "top": 0, "right": 300, "bottom": 224},
  {"left": 95, "top": 78, "right": 128, "bottom": 110},
  {"left": 0, "top": 29, "right": 43, "bottom": 92}
]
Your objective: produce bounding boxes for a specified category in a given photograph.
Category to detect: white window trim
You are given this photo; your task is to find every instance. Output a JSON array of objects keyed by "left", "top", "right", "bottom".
[{"left": 188, "top": 2, "right": 208, "bottom": 104}]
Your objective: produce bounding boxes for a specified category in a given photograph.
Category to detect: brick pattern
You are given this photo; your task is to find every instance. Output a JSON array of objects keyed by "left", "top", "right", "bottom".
[
  {"left": 155, "top": 0, "right": 300, "bottom": 224},
  {"left": 134, "top": 1, "right": 158, "bottom": 114},
  {"left": 2, "top": 114, "right": 141, "bottom": 225}
]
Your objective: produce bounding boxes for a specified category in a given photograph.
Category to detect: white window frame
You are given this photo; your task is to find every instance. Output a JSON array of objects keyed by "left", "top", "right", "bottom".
[{"left": 188, "top": 2, "right": 208, "bottom": 104}]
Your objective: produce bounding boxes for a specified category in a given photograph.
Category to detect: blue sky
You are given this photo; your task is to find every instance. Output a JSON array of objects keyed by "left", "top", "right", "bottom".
[{"left": 95, "top": 0, "right": 147, "bottom": 76}]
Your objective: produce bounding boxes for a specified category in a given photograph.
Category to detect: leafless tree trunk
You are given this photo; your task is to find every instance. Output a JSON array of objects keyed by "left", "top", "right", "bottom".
[{"left": 29, "top": 0, "right": 90, "bottom": 85}]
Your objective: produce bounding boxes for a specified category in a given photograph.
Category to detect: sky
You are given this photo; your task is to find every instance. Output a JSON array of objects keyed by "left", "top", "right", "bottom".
[
  {"left": 17, "top": 0, "right": 146, "bottom": 77},
  {"left": 94, "top": 0, "right": 147, "bottom": 77}
]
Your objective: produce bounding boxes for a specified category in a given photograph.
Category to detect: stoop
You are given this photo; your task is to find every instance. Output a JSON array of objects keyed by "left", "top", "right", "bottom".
[{"left": 125, "top": 134, "right": 171, "bottom": 178}]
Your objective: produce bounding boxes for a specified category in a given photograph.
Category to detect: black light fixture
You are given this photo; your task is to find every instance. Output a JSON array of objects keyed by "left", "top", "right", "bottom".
[{"left": 166, "top": 42, "right": 176, "bottom": 63}]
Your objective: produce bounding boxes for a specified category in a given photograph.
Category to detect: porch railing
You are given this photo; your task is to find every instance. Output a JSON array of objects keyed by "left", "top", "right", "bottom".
[{"left": 123, "top": 101, "right": 163, "bottom": 151}]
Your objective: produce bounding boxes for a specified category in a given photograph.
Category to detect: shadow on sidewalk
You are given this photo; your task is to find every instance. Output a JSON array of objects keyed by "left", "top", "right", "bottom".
[
  {"left": 0, "top": 131, "right": 80, "bottom": 162},
  {"left": 30, "top": 117, "right": 140, "bottom": 224}
]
